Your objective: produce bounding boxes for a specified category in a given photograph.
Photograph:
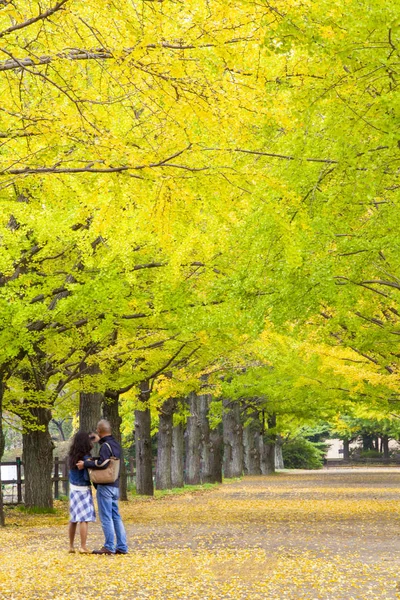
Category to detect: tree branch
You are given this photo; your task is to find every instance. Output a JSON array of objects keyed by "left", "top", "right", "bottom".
[{"left": 0, "top": 0, "right": 69, "bottom": 38}]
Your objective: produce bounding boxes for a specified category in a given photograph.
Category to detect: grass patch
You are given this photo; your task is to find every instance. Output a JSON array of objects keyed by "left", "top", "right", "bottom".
[
  {"left": 128, "top": 482, "right": 219, "bottom": 500},
  {"left": 127, "top": 477, "right": 242, "bottom": 500},
  {"left": 16, "top": 505, "right": 57, "bottom": 515},
  {"left": 155, "top": 483, "right": 218, "bottom": 498}
]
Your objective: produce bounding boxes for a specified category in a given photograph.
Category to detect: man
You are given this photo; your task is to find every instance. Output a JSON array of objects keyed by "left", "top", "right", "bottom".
[{"left": 77, "top": 419, "right": 128, "bottom": 555}]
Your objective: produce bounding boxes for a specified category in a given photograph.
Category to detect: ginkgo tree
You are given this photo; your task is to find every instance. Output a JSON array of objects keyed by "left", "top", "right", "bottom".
[{"left": 1, "top": 0, "right": 400, "bottom": 521}]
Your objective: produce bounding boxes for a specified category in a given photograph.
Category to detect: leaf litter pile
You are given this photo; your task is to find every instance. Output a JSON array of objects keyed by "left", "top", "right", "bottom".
[{"left": 1, "top": 470, "right": 400, "bottom": 599}]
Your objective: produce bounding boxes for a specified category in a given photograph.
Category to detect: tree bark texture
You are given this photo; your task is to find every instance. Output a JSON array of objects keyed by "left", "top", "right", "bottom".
[
  {"left": 156, "top": 399, "right": 176, "bottom": 490},
  {"left": 171, "top": 423, "right": 184, "bottom": 488},
  {"left": 199, "top": 393, "right": 213, "bottom": 483},
  {"left": 260, "top": 414, "right": 276, "bottom": 475},
  {"left": 343, "top": 439, "right": 350, "bottom": 461},
  {"left": 79, "top": 363, "right": 103, "bottom": 432},
  {"left": 275, "top": 434, "right": 284, "bottom": 469},
  {"left": 243, "top": 414, "right": 261, "bottom": 475},
  {"left": 209, "top": 428, "right": 223, "bottom": 483},
  {"left": 223, "top": 399, "right": 243, "bottom": 478},
  {"left": 135, "top": 380, "right": 153, "bottom": 496},
  {"left": 135, "top": 407, "right": 154, "bottom": 495},
  {"left": 23, "top": 407, "right": 54, "bottom": 508},
  {"left": 382, "top": 435, "right": 390, "bottom": 459},
  {"left": 103, "top": 393, "right": 127, "bottom": 500},
  {"left": 185, "top": 393, "right": 201, "bottom": 485},
  {"left": 260, "top": 441, "right": 275, "bottom": 474}
]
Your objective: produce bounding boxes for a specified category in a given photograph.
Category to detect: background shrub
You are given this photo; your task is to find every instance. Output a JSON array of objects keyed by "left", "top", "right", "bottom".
[{"left": 282, "top": 438, "right": 325, "bottom": 469}]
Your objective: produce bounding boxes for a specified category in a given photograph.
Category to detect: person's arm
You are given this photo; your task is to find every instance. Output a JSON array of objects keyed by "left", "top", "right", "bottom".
[
  {"left": 84, "top": 443, "right": 112, "bottom": 469},
  {"left": 77, "top": 454, "right": 96, "bottom": 470},
  {"left": 82, "top": 456, "right": 96, "bottom": 468}
]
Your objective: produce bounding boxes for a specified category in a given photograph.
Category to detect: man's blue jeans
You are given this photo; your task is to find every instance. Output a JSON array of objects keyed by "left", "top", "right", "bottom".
[{"left": 96, "top": 486, "right": 128, "bottom": 553}]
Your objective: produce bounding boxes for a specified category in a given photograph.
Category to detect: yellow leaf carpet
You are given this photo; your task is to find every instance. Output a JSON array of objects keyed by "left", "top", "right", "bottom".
[{"left": 1, "top": 470, "right": 400, "bottom": 599}]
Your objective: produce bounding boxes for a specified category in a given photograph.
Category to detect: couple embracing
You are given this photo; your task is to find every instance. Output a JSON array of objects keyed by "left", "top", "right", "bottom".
[{"left": 67, "top": 419, "right": 128, "bottom": 555}]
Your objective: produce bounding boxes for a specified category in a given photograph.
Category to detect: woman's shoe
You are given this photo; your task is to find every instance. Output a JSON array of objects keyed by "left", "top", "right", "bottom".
[
  {"left": 79, "top": 547, "right": 91, "bottom": 554},
  {"left": 68, "top": 548, "right": 76, "bottom": 554}
]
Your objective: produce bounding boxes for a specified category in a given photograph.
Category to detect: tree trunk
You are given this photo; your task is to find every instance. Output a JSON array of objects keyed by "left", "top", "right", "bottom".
[
  {"left": 103, "top": 393, "right": 127, "bottom": 501},
  {"left": 362, "top": 434, "right": 374, "bottom": 451},
  {"left": 135, "top": 380, "right": 153, "bottom": 495},
  {"left": 275, "top": 434, "right": 284, "bottom": 469},
  {"left": 260, "top": 441, "right": 275, "bottom": 474},
  {"left": 156, "top": 399, "right": 176, "bottom": 490},
  {"left": 135, "top": 407, "right": 154, "bottom": 495},
  {"left": 223, "top": 399, "right": 243, "bottom": 478},
  {"left": 23, "top": 407, "right": 55, "bottom": 508},
  {"left": 260, "top": 413, "right": 276, "bottom": 475},
  {"left": 243, "top": 414, "right": 261, "bottom": 475},
  {"left": 0, "top": 379, "right": 5, "bottom": 525},
  {"left": 185, "top": 393, "right": 201, "bottom": 485},
  {"left": 171, "top": 423, "right": 184, "bottom": 488},
  {"left": 210, "top": 428, "right": 223, "bottom": 483},
  {"left": 343, "top": 439, "right": 350, "bottom": 461},
  {"left": 199, "top": 393, "right": 213, "bottom": 483},
  {"left": 79, "top": 363, "right": 103, "bottom": 432},
  {"left": 382, "top": 435, "right": 390, "bottom": 460}
]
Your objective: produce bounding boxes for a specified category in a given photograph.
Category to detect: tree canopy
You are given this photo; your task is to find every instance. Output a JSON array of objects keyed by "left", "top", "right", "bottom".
[{"left": 1, "top": 0, "right": 400, "bottom": 469}]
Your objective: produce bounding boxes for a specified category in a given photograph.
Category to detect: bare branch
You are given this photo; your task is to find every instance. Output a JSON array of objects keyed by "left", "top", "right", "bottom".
[
  {"left": 0, "top": 0, "right": 69, "bottom": 38},
  {"left": 0, "top": 36, "right": 254, "bottom": 72},
  {"left": 0, "top": 146, "right": 206, "bottom": 177},
  {"left": 235, "top": 148, "right": 338, "bottom": 164}
]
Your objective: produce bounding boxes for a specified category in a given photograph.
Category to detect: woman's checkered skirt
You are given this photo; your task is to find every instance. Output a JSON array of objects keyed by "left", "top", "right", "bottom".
[{"left": 69, "top": 485, "right": 96, "bottom": 523}]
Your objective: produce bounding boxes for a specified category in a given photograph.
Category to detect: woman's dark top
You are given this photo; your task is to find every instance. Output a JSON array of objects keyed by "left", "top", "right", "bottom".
[{"left": 69, "top": 453, "right": 91, "bottom": 487}]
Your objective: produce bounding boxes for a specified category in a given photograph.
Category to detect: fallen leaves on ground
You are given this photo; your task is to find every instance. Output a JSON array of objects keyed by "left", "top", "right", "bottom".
[{"left": 1, "top": 471, "right": 400, "bottom": 599}]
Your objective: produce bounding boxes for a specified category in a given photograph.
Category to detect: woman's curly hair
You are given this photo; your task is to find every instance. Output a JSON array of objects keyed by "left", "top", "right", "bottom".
[{"left": 68, "top": 431, "right": 93, "bottom": 470}]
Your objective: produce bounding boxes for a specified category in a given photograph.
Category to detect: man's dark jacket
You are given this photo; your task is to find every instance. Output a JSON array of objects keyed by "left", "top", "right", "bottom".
[{"left": 83, "top": 435, "right": 121, "bottom": 488}]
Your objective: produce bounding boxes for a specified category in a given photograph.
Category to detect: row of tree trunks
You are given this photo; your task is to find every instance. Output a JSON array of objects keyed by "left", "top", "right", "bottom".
[
  {"left": 342, "top": 435, "right": 390, "bottom": 460},
  {"left": 185, "top": 392, "right": 223, "bottom": 486},
  {"left": 18, "top": 386, "right": 279, "bottom": 509},
  {"left": 155, "top": 393, "right": 224, "bottom": 491},
  {"left": 243, "top": 412, "right": 283, "bottom": 474}
]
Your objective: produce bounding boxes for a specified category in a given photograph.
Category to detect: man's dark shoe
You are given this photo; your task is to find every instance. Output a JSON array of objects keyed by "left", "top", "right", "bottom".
[
  {"left": 115, "top": 549, "right": 129, "bottom": 555},
  {"left": 92, "top": 547, "right": 114, "bottom": 555}
]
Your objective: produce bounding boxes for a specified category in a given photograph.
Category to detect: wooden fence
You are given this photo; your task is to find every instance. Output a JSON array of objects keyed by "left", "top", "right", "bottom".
[
  {"left": 0, "top": 456, "right": 138, "bottom": 504},
  {"left": 325, "top": 457, "right": 400, "bottom": 468}
]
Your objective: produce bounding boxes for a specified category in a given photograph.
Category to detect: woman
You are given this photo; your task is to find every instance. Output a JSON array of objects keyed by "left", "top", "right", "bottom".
[{"left": 67, "top": 431, "right": 97, "bottom": 553}]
